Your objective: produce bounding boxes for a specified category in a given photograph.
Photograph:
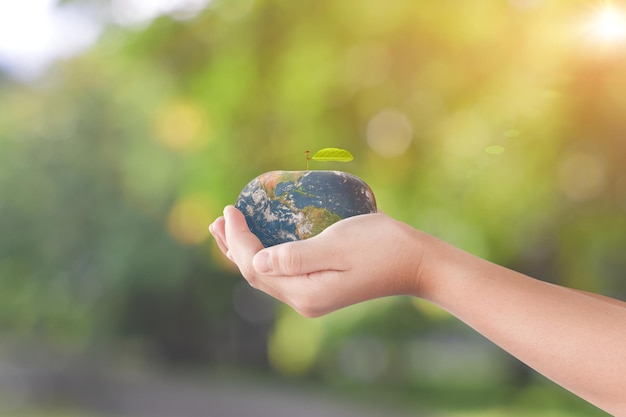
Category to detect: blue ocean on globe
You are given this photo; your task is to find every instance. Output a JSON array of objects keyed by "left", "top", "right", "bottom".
[{"left": 235, "top": 170, "right": 377, "bottom": 247}]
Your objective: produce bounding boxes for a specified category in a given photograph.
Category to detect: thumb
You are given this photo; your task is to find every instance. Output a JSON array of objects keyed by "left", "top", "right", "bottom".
[
  {"left": 252, "top": 235, "right": 345, "bottom": 277},
  {"left": 223, "top": 205, "right": 263, "bottom": 265}
]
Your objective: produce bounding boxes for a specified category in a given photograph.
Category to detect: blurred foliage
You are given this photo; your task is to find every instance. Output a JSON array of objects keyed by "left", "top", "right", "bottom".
[{"left": 1, "top": 0, "right": 624, "bottom": 414}]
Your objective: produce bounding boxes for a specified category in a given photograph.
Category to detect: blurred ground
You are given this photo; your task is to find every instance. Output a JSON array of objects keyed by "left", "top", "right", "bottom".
[{"left": 0, "top": 349, "right": 419, "bottom": 417}]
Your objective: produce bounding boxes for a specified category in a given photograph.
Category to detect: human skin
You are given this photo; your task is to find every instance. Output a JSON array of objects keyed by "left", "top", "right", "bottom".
[{"left": 209, "top": 205, "right": 626, "bottom": 416}]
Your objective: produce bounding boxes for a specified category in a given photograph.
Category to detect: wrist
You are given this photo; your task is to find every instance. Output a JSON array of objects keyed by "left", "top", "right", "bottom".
[
  {"left": 406, "top": 230, "right": 456, "bottom": 302},
  {"left": 395, "top": 224, "right": 435, "bottom": 299}
]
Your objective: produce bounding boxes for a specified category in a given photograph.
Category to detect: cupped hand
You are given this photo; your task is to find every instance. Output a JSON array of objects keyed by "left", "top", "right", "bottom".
[{"left": 209, "top": 205, "right": 425, "bottom": 317}]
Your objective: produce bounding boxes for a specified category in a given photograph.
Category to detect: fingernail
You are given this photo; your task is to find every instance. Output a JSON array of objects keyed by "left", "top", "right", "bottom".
[{"left": 253, "top": 251, "right": 272, "bottom": 273}]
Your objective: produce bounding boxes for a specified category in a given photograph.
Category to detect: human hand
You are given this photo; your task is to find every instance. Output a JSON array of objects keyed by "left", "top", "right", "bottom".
[
  {"left": 209, "top": 205, "right": 425, "bottom": 317},
  {"left": 211, "top": 209, "right": 626, "bottom": 415}
]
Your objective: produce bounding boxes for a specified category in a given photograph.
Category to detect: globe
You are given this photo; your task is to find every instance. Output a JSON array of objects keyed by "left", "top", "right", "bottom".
[{"left": 236, "top": 170, "right": 377, "bottom": 247}]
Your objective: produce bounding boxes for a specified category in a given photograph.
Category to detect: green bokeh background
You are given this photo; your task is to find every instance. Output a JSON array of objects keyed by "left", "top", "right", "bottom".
[{"left": 1, "top": 0, "right": 624, "bottom": 415}]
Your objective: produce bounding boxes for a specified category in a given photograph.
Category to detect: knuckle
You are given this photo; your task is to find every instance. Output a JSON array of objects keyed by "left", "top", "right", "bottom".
[
  {"left": 278, "top": 245, "right": 303, "bottom": 276},
  {"left": 239, "top": 265, "right": 259, "bottom": 287},
  {"left": 291, "top": 298, "right": 324, "bottom": 318},
  {"left": 299, "top": 309, "right": 322, "bottom": 319},
  {"left": 246, "top": 274, "right": 260, "bottom": 289}
]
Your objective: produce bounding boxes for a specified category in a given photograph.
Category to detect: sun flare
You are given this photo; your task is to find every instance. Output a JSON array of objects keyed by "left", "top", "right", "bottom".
[{"left": 586, "top": 3, "right": 626, "bottom": 43}]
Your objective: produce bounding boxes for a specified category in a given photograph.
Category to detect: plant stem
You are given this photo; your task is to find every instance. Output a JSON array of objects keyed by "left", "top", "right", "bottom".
[{"left": 305, "top": 150, "right": 311, "bottom": 171}]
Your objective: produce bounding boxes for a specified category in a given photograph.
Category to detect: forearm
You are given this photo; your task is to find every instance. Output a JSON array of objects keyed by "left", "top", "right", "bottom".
[
  {"left": 416, "top": 234, "right": 626, "bottom": 416},
  {"left": 569, "top": 288, "right": 626, "bottom": 309}
]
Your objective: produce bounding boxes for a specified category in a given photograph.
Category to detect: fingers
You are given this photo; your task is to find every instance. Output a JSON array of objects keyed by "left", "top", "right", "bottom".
[
  {"left": 208, "top": 208, "right": 408, "bottom": 318},
  {"left": 252, "top": 229, "right": 346, "bottom": 277},
  {"left": 213, "top": 205, "right": 349, "bottom": 278},
  {"left": 223, "top": 205, "right": 264, "bottom": 275},
  {"left": 208, "top": 206, "right": 317, "bottom": 310},
  {"left": 209, "top": 216, "right": 229, "bottom": 258},
  {"left": 213, "top": 210, "right": 390, "bottom": 282}
]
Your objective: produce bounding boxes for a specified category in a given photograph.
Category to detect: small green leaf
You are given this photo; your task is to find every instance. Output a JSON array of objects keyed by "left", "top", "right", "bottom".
[{"left": 311, "top": 148, "right": 354, "bottom": 162}]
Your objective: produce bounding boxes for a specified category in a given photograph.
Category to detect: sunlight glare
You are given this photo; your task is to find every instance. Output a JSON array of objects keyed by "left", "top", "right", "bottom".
[
  {"left": 0, "top": 0, "right": 101, "bottom": 80},
  {"left": 111, "top": 0, "right": 213, "bottom": 27},
  {"left": 586, "top": 4, "right": 626, "bottom": 43}
]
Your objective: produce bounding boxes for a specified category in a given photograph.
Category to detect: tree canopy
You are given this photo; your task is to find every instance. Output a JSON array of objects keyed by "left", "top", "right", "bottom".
[{"left": 0, "top": 1, "right": 624, "bottom": 414}]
